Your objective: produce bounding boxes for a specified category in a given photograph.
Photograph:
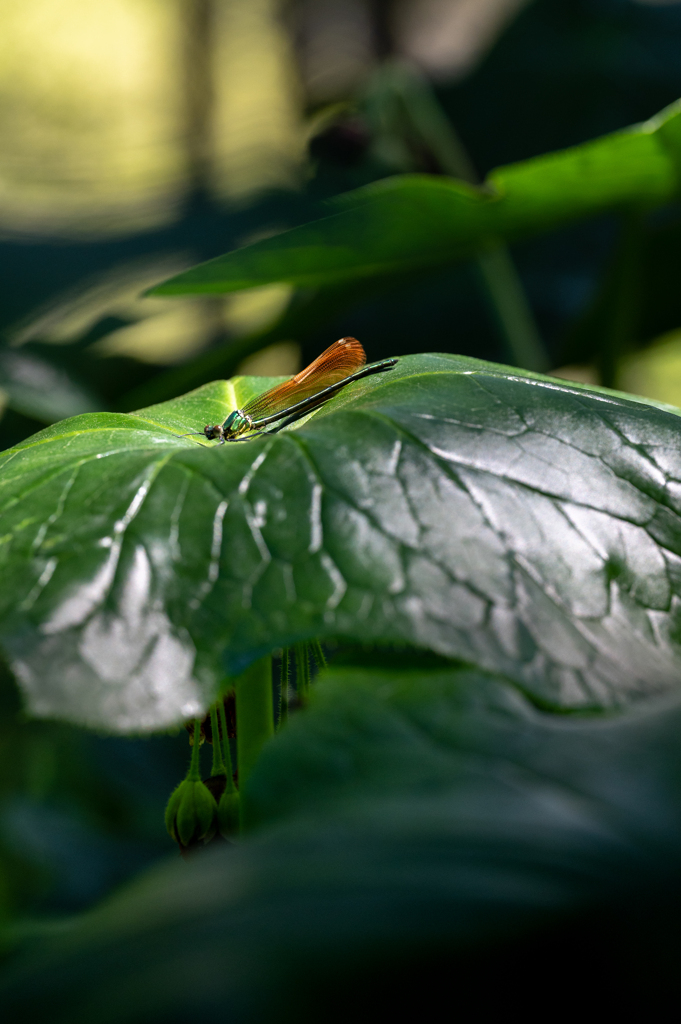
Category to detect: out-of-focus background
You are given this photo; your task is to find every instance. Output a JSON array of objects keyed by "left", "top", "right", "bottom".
[{"left": 2, "top": 0, "right": 681, "bottom": 920}]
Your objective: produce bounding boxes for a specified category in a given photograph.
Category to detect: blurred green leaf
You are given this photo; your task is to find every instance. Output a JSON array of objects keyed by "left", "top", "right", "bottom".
[
  {"left": 0, "top": 655, "right": 181, "bottom": 919},
  {"left": 150, "top": 100, "right": 681, "bottom": 297},
  {"left": 0, "top": 349, "right": 100, "bottom": 424},
  {"left": 2, "top": 354, "right": 681, "bottom": 731},
  {"left": 4, "top": 663, "right": 681, "bottom": 1020}
]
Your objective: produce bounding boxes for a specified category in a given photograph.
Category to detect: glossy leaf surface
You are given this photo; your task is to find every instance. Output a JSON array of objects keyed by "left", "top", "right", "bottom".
[
  {"left": 4, "top": 664, "right": 681, "bottom": 1020},
  {"left": 151, "top": 100, "right": 681, "bottom": 296},
  {"left": 2, "top": 353, "right": 681, "bottom": 731}
]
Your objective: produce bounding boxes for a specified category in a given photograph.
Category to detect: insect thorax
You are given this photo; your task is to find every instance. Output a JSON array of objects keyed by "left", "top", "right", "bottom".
[
  {"left": 225, "top": 412, "right": 254, "bottom": 440},
  {"left": 202, "top": 411, "right": 254, "bottom": 443}
]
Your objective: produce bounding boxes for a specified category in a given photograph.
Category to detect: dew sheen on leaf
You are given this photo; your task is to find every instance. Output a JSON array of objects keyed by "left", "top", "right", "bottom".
[{"left": 1, "top": 353, "right": 681, "bottom": 732}]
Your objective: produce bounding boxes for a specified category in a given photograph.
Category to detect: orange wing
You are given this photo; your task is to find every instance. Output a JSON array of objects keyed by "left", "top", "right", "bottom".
[{"left": 242, "top": 337, "right": 366, "bottom": 423}]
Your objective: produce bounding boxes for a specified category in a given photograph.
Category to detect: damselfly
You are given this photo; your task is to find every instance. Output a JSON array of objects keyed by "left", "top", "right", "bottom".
[{"left": 180, "top": 337, "right": 397, "bottom": 445}]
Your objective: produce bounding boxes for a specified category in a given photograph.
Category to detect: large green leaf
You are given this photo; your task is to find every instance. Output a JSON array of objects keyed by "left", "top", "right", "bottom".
[
  {"left": 150, "top": 100, "right": 681, "bottom": 296},
  {"left": 3, "top": 663, "right": 681, "bottom": 1020},
  {"left": 2, "top": 353, "right": 681, "bottom": 732}
]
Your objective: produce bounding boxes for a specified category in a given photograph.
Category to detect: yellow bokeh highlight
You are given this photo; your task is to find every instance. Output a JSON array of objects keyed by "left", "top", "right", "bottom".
[
  {"left": 618, "top": 329, "right": 681, "bottom": 410},
  {"left": 0, "top": 0, "right": 305, "bottom": 235},
  {"left": 237, "top": 340, "right": 301, "bottom": 378},
  {"left": 92, "top": 283, "right": 294, "bottom": 365},
  {"left": 92, "top": 299, "right": 223, "bottom": 365},
  {"left": 223, "top": 284, "right": 293, "bottom": 336},
  {"left": 0, "top": 0, "right": 184, "bottom": 234},
  {"left": 212, "top": 0, "right": 304, "bottom": 201}
]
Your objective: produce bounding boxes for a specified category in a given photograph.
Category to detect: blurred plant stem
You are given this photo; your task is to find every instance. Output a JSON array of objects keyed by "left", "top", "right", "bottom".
[
  {"left": 294, "top": 643, "right": 311, "bottom": 702},
  {"left": 600, "top": 213, "right": 643, "bottom": 390},
  {"left": 234, "top": 657, "right": 274, "bottom": 799},
  {"left": 278, "top": 647, "right": 290, "bottom": 727},
  {"left": 311, "top": 640, "right": 327, "bottom": 671},
  {"left": 180, "top": 0, "right": 217, "bottom": 204},
  {"left": 218, "top": 698, "right": 237, "bottom": 793},
  {"left": 475, "top": 248, "right": 550, "bottom": 373},
  {"left": 209, "top": 704, "right": 225, "bottom": 776},
  {"left": 369, "top": 62, "right": 549, "bottom": 373},
  {"left": 187, "top": 719, "right": 203, "bottom": 781}
]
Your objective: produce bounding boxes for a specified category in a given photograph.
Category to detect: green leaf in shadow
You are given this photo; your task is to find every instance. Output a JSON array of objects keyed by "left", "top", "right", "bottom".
[
  {"left": 149, "top": 100, "right": 681, "bottom": 297},
  {"left": 3, "top": 663, "right": 681, "bottom": 1020}
]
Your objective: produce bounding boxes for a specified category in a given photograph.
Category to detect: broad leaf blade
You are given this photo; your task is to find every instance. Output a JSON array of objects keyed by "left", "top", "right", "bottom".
[
  {"left": 2, "top": 354, "right": 681, "bottom": 731},
  {"left": 149, "top": 100, "right": 681, "bottom": 296}
]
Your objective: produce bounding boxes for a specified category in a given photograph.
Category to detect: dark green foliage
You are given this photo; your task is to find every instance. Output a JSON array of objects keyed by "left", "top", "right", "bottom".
[
  {"left": 151, "top": 100, "right": 681, "bottom": 298},
  {"left": 4, "top": 662, "right": 681, "bottom": 1019}
]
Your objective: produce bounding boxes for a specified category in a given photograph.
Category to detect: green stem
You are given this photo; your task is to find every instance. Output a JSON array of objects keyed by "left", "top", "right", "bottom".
[
  {"left": 209, "top": 704, "right": 225, "bottom": 777},
  {"left": 279, "top": 647, "right": 289, "bottom": 727},
  {"left": 476, "top": 248, "right": 549, "bottom": 373},
  {"left": 218, "top": 696, "right": 237, "bottom": 793},
  {"left": 599, "top": 212, "right": 642, "bottom": 389},
  {"left": 375, "top": 60, "right": 549, "bottom": 373},
  {"left": 379, "top": 61, "right": 477, "bottom": 184},
  {"left": 186, "top": 719, "right": 202, "bottom": 781},
  {"left": 311, "top": 640, "right": 327, "bottom": 671},
  {"left": 295, "top": 643, "right": 310, "bottom": 702},
  {"left": 234, "top": 657, "right": 274, "bottom": 791}
]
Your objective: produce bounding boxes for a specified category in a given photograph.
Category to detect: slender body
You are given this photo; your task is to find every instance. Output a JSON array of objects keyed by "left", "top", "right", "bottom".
[{"left": 181, "top": 338, "right": 397, "bottom": 445}]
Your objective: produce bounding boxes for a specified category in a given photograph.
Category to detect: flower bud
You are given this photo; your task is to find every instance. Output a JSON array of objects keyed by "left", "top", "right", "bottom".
[
  {"left": 217, "top": 791, "right": 240, "bottom": 837},
  {"left": 165, "top": 779, "right": 218, "bottom": 846}
]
